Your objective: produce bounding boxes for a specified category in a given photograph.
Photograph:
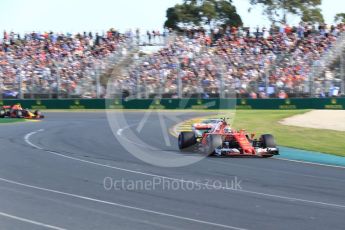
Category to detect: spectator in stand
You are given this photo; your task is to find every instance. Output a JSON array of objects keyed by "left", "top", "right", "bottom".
[
  {"left": 278, "top": 90, "right": 288, "bottom": 99},
  {"left": 0, "top": 28, "right": 128, "bottom": 98},
  {"left": 146, "top": 31, "right": 152, "bottom": 44}
]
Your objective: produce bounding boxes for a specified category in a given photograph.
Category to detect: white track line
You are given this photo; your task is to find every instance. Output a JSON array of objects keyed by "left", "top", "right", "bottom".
[
  {"left": 24, "top": 129, "right": 44, "bottom": 150},
  {"left": 0, "top": 177, "right": 245, "bottom": 230},
  {"left": 0, "top": 211, "right": 66, "bottom": 230},
  {"left": 24, "top": 130, "right": 345, "bottom": 210},
  {"left": 116, "top": 123, "right": 157, "bottom": 149},
  {"left": 116, "top": 123, "right": 138, "bottom": 137},
  {"left": 116, "top": 128, "right": 123, "bottom": 136}
]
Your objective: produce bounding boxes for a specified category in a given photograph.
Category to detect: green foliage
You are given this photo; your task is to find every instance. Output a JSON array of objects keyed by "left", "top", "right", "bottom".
[
  {"left": 0, "top": 118, "right": 26, "bottom": 124},
  {"left": 165, "top": 7, "right": 180, "bottom": 29},
  {"left": 164, "top": 0, "right": 242, "bottom": 30},
  {"left": 250, "top": 0, "right": 323, "bottom": 24},
  {"left": 301, "top": 8, "right": 324, "bottom": 23},
  {"left": 334, "top": 13, "right": 345, "bottom": 23}
]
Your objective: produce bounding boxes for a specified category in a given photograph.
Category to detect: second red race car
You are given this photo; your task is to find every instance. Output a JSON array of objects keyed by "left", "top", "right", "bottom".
[
  {"left": 178, "top": 118, "right": 279, "bottom": 158},
  {"left": 0, "top": 104, "right": 44, "bottom": 119}
]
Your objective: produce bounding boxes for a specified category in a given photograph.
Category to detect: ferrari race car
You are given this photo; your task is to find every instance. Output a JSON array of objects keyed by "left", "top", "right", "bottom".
[
  {"left": 178, "top": 118, "right": 279, "bottom": 158},
  {"left": 0, "top": 104, "right": 44, "bottom": 119}
]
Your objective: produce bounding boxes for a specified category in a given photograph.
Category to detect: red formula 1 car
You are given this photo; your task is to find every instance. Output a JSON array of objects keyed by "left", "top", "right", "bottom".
[
  {"left": 178, "top": 118, "right": 279, "bottom": 158},
  {"left": 0, "top": 104, "right": 44, "bottom": 119}
]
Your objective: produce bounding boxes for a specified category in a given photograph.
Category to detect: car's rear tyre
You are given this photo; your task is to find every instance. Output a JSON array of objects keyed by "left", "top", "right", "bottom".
[
  {"left": 0, "top": 109, "right": 5, "bottom": 118},
  {"left": 178, "top": 132, "right": 196, "bottom": 150},
  {"left": 206, "top": 134, "right": 223, "bottom": 155}
]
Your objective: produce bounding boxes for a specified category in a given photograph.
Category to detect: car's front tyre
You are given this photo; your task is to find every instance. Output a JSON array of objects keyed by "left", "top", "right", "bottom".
[
  {"left": 260, "top": 134, "right": 277, "bottom": 158},
  {"left": 206, "top": 134, "right": 223, "bottom": 156}
]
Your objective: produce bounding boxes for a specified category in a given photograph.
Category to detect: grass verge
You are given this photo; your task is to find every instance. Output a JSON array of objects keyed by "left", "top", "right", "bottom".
[{"left": 0, "top": 118, "right": 26, "bottom": 124}]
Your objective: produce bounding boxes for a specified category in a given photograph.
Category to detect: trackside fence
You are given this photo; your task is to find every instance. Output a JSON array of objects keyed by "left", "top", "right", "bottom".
[{"left": 1, "top": 98, "right": 345, "bottom": 110}]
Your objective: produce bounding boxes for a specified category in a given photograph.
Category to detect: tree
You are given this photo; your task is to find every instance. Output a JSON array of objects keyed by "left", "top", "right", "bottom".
[
  {"left": 249, "top": 0, "right": 323, "bottom": 24},
  {"left": 164, "top": 0, "right": 242, "bottom": 30},
  {"left": 301, "top": 8, "right": 324, "bottom": 23},
  {"left": 165, "top": 7, "right": 180, "bottom": 29},
  {"left": 334, "top": 13, "right": 345, "bottom": 23}
]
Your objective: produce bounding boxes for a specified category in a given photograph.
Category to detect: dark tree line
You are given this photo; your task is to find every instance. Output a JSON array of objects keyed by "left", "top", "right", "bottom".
[
  {"left": 164, "top": 0, "right": 345, "bottom": 31},
  {"left": 164, "top": 0, "right": 242, "bottom": 30}
]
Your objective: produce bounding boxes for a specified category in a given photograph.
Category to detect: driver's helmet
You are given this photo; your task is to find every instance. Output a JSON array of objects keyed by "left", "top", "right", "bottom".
[{"left": 224, "top": 126, "right": 232, "bottom": 133}]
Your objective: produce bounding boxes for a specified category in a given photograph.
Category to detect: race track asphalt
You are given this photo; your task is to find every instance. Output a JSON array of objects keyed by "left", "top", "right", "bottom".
[{"left": 0, "top": 111, "right": 344, "bottom": 230}]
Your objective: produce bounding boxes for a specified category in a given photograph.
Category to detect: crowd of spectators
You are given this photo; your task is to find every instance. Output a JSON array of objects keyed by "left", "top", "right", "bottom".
[
  {"left": 124, "top": 23, "right": 345, "bottom": 98},
  {"left": 0, "top": 29, "right": 128, "bottom": 98},
  {"left": 1, "top": 23, "right": 345, "bottom": 99}
]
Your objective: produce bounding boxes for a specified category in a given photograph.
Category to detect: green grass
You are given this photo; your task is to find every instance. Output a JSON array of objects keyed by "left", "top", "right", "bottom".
[
  {"left": 0, "top": 118, "right": 26, "bottom": 124},
  {"left": 227, "top": 110, "right": 345, "bottom": 157}
]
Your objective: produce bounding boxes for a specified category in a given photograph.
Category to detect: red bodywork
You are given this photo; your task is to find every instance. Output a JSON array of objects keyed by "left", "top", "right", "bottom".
[
  {"left": 231, "top": 132, "right": 256, "bottom": 155},
  {"left": 200, "top": 120, "right": 256, "bottom": 155},
  {"left": 194, "top": 124, "right": 213, "bottom": 129}
]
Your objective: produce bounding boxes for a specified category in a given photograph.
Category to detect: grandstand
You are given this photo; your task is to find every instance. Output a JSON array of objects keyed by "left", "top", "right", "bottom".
[{"left": 1, "top": 24, "right": 345, "bottom": 99}]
